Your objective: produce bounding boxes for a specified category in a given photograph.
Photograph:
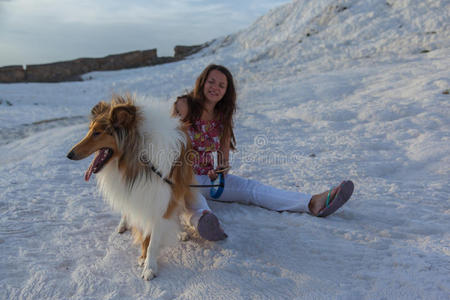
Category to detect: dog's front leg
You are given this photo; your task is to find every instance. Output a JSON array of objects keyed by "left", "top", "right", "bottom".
[
  {"left": 138, "top": 236, "right": 150, "bottom": 266},
  {"left": 141, "top": 220, "right": 163, "bottom": 280}
]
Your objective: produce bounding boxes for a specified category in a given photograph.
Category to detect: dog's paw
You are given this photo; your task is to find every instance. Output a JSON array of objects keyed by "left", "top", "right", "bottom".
[
  {"left": 141, "top": 268, "right": 156, "bottom": 281},
  {"left": 138, "top": 256, "right": 146, "bottom": 267},
  {"left": 117, "top": 224, "right": 128, "bottom": 234},
  {"left": 178, "top": 231, "right": 190, "bottom": 241},
  {"left": 141, "top": 259, "right": 158, "bottom": 280},
  {"left": 116, "top": 218, "right": 128, "bottom": 234}
]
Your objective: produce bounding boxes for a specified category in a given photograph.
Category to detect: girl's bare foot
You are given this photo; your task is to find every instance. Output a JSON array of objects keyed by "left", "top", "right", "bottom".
[{"left": 308, "top": 183, "right": 343, "bottom": 216}]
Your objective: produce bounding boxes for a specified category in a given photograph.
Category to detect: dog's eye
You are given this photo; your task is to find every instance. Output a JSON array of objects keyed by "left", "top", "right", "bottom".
[{"left": 92, "top": 131, "right": 101, "bottom": 137}]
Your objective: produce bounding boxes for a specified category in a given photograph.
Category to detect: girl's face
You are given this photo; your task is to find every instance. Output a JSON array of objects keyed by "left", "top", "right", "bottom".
[{"left": 203, "top": 69, "right": 228, "bottom": 105}]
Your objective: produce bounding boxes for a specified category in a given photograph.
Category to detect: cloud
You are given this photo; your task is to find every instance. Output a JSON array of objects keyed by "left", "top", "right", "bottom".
[{"left": 3, "top": 0, "right": 231, "bottom": 25}]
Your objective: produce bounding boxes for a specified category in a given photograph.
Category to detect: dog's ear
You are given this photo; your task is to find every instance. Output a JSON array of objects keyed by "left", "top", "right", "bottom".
[
  {"left": 110, "top": 104, "right": 137, "bottom": 129},
  {"left": 91, "top": 101, "right": 110, "bottom": 117}
]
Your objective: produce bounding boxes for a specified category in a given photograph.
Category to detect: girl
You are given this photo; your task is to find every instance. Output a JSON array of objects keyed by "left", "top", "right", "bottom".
[{"left": 174, "top": 64, "right": 354, "bottom": 241}]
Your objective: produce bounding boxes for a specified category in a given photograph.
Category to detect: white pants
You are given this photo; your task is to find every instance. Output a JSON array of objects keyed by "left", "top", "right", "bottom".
[{"left": 188, "top": 174, "right": 312, "bottom": 226}]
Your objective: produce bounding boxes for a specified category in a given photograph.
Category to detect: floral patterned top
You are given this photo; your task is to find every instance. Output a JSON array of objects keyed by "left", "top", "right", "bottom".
[{"left": 188, "top": 119, "right": 223, "bottom": 175}]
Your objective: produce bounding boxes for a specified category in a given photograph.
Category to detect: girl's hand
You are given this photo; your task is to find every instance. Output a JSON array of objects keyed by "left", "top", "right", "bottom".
[
  {"left": 207, "top": 169, "right": 218, "bottom": 181},
  {"left": 207, "top": 165, "right": 230, "bottom": 181},
  {"left": 216, "top": 165, "right": 230, "bottom": 175}
]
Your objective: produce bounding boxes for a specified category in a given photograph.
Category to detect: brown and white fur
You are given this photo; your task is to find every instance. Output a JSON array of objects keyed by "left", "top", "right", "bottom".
[{"left": 67, "top": 94, "right": 195, "bottom": 280}]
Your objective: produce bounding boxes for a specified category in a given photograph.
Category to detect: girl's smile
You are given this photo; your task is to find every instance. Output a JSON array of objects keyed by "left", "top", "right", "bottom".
[{"left": 203, "top": 69, "right": 227, "bottom": 104}]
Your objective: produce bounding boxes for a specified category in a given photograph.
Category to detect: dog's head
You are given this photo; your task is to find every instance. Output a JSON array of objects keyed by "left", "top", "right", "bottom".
[{"left": 66, "top": 95, "right": 139, "bottom": 181}]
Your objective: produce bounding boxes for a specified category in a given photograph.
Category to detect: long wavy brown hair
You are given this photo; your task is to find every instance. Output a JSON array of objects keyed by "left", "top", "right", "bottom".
[{"left": 174, "top": 64, "right": 237, "bottom": 151}]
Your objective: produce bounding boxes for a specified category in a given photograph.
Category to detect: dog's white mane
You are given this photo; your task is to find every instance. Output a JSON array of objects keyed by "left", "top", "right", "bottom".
[
  {"left": 137, "top": 97, "right": 186, "bottom": 178},
  {"left": 96, "top": 96, "right": 186, "bottom": 237}
]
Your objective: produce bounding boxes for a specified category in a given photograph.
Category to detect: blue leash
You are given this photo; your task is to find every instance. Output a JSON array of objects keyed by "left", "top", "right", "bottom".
[
  {"left": 209, "top": 172, "right": 225, "bottom": 199},
  {"left": 149, "top": 163, "right": 225, "bottom": 198}
]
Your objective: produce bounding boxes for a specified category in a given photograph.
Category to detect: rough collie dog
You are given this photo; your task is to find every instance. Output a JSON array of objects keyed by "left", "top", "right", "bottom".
[{"left": 67, "top": 94, "right": 195, "bottom": 280}]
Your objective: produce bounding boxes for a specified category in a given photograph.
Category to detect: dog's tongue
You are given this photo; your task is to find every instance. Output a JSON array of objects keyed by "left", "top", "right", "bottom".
[
  {"left": 84, "top": 150, "right": 103, "bottom": 182},
  {"left": 84, "top": 161, "right": 94, "bottom": 182},
  {"left": 84, "top": 158, "right": 96, "bottom": 182}
]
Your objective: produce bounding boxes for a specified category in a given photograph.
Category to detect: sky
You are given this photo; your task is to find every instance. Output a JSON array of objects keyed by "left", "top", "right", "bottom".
[{"left": 0, "top": 0, "right": 290, "bottom": 67}]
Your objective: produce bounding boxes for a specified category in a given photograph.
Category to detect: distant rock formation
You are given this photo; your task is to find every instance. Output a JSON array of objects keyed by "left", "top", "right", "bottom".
[
  {"left": 174, "top": 45, "right": 207, "bottom": 59},
  {"left": 0, "top": 43, "right": 208, "bottom": 83},
  {"left": 0, "top": 66, "right": 26, "bottom": 83}
]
